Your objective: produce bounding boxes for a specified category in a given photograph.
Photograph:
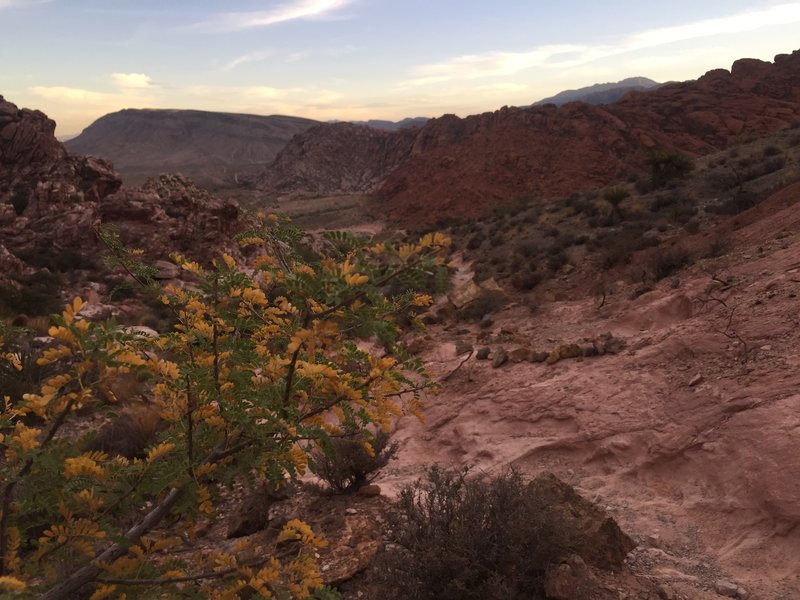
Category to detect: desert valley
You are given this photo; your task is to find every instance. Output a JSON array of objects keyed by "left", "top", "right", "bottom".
[{"left": 1, "top": 29, "right": 800, "bottom": 600}]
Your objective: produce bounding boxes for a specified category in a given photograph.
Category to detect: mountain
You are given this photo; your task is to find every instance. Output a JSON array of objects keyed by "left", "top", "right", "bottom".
[
  {"left": 353, "top": 117, "right": 430, "bottom": 131},
  {"left": 258, "top": 122, "right": 418, "bottom": 197},
  {"left": 253, "top": 51, "right": 800, "bottom": 227},
  {"left": 378, "top": 53, "right": 800, "bottom": 226},
  {"left": 533, "top": 77, "right": 662, "bottom": 106},
  {"left": 65, "top": 108, "right": 318, "bottom": 187}
]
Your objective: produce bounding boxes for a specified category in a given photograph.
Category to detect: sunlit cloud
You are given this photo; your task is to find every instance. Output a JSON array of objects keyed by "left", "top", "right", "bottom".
[
  {"left": 408, "top": 45, "right": 584, "bottom": 86},
  {"left": 28, "top": 86, "right": 115, "bottom": 104},
  {"left": 191, "top": 0, "right": 353, "bottom": 32},
  {"left": 222, "top": 51, "right": 271, "bottom": 71},
  {"left": 110, "top": 72, "right": 154, "bottom": 88},
  {"left": 406, "top": 3, "right": 800, "bottom": 86}
]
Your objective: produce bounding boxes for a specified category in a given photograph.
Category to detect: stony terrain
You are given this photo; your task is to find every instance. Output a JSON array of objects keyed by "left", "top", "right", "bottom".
[
  {"left": 0, "top": 96, "right": 241, "bottom": 313},
  {"left": 379, "top": 180, "right": 800, "bottom": 599}
]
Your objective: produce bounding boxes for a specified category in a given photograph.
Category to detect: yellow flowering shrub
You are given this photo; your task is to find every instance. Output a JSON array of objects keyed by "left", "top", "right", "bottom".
[{"left": 0, "top": 215, "right": 450, "bottom": 598}]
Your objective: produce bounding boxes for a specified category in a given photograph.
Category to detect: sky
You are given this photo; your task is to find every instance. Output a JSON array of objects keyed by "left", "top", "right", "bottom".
[{"left": 1, "top": 0, "right": 799, "bottom": 136}]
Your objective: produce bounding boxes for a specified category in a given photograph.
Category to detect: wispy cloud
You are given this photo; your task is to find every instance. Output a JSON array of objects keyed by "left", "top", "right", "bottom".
[
  {"left": 406, "top": 3, "right": 800, "bottom": 86},
  {"left": 222, "top": 51, "right": 271, "bottom": 71},
  {"left": 408, "top": 45, "right": 584, "bottom": 86},
  {"left": 192, "top": 0, "right": 353, "bottom": 32},
  {"left": 111, "top": 72, "right": 154, "bottom": 88},
  {"left": 0, "top": 0, "right": 52, "bottom": 8}
]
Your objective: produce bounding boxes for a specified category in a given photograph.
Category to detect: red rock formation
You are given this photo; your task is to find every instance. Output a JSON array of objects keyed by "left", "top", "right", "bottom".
[
  {"left": 377, "top": 51, "right": 800, "bottom": 227},
  {"left": 0, "top": 96, "right": 240, "bottom": 295}
]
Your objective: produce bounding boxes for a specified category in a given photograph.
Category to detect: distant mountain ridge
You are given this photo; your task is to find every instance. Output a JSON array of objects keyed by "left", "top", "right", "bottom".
[
  {"left": 65, "top": 108, "right": 318, "bottom": 187},
  {"left": 252, "top": 51, "right": 800, "bottom": 227},
  {"left": 350, "top": 117, "right": 430, "bottom": 131},
  {"left": 533, "top": 77, "right": 662, "bottom": 106}
]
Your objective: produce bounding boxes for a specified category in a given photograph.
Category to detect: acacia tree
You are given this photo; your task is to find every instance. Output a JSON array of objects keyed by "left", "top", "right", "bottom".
[{"left": 0, "top": 214, "right": 450, "bottom": 598}]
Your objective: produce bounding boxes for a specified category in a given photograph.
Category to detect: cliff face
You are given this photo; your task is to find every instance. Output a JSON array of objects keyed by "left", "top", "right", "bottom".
[{"left": 257, "top": 122, "right": 418, "bottom": 198}]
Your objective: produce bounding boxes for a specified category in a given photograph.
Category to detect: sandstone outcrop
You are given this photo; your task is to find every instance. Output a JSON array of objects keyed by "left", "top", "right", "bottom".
[{"left": 0, "top": 96, "right": 241, "bottom": 303}]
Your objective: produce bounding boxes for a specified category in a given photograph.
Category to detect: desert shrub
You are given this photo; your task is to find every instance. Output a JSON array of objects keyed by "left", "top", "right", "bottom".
[
  {"left": 379, "top": 467, "right": 569, "bottom": 600},
  {"left": 705, "top": 236, "right": 730, "bottom": 258},
  {"left": 510, "top": 268, "right": 542, "bottom": 291},
  {"left": 708, "top": 190, "right": 761, "bottom": 215},
  {"left": 513, "top": 239, "right": 538, "bottom": 258},
  {"left": 646, "top": 246, "right": 692, "bottom": 281},
  {"left": 489, "top": 233, "right": 504, "bottom": 247},
  {"left": 762, "top": 145, "right": 781, "bottom": 157},
  {"left": 647, "top": 149, "right": 694, "bottom": 188},
  {"left": 547, "top": 250, "right": 568, "bottom": 272},
  {"left": 313, "top": 430, "right": 398, "bottom": 493},
  {"left": 0, "top": 218, "right": 450, "bottom": 598},
  {"left": 603, "top": 186, "right": 629, "bottom": 212},
  {"left": 599, "top": 228, "right": 660, "bottom": 270},
  {"left": 464, "top": 233, "right": 483, "bottom": 250}
]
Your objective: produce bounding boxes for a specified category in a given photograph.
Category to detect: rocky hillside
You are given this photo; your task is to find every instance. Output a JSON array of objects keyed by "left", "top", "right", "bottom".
[
  {"left": 257, "top": 122, "right": 418, "bottom": 197},
  {"left": 251, "top": 51, "right": 800, "bottom": 228},
  {"left": 0, "top": 96, "right": 241, "bottom": 316},
  {"left": 65, "top": 108, "right": 318, "bottom": 187},
  {"left": 378, "top": 52, "right": 800, "bottom": 227},
  {"left": 532, "top": 76, "right": 661, "bottom": 107}
]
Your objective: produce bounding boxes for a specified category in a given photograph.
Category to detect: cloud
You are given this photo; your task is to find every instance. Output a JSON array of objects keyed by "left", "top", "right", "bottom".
[
  {"left": 408, "top": 45, "right": 585, "bottom": 86},
  {"left": 406, "top": 3, "right": 800, "bottom": 86},
  {"left": 0, "top": 0, "right": 52, "bottom": 8},
  {"left": 28, "top": 86, "right": 114, "bottom": 104},
  {"left": 222, "top": 51, "right": 271, "bottom": 71},
  {"left": 192, "top": 0, "right": 353, "bottom": 32},
  {"left": 110, "top": 72, "right": 154, "bottom": 88}
]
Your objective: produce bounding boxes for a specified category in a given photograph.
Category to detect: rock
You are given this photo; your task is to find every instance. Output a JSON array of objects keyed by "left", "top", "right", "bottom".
[
  {"left": 476, "top": 347, "right": 491, "bottom": 360},
  {"left": 479, "top": 313, "right": 494, "bottom": 328},
  {"left": 356, "top": 484, "right": 381, "bottom": 497},
  {"left": 558, "top": 343, "right": 582, "bottom": 360},
  {"left": 152, "top": 260, "right": 180, "bottom": 279},
  {"left": 528, "top": 472, "right": 636, "bottom": 570},
  {"left": 345, "top": 508, "right": 358, "bottom": 515},
  {"left": 579, "top": 343, "right": 598, "bottom": 357},
  {"left": 688, "top": 373, "right": 703, "bottom": 387},
  {"left": 448, "top": 280, "right": 483, "bottom": 309},
  {"left": 546, "top": 349, "right": 561, "bottom": 365},
  {"left": 543, "top": 555, "right": 607, "bottom": 600},
  {"left": 529, "top": 350, "right": 549, "bottom": 363},
  {"left": 597, "top": 332, "right": 626, "bottom": 354},
  {"left": 508, "top": 346, "right": 530, "bottom": 362},
  {"left": 713, "top": 579, "right": 741, "bottom": 598},
  {"left": 491, "top": 348, "right": 508, "bottom": 368},
  {"left": 454, "top": 340, "right": 473, "bottom": 356}
]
